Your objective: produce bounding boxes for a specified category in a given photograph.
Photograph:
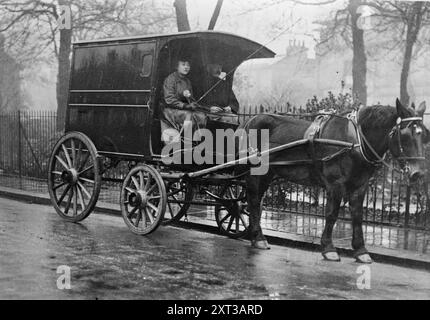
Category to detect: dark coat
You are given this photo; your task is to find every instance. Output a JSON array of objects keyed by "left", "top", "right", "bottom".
[
  {"left": 163, "top": 71, "right": 193, "bottom": 109},
  {"left": 203, "top": 77, "right": 239, "bottom": 114}
]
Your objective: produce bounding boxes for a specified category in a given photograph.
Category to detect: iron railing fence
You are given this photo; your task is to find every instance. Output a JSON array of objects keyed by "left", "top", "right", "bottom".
[{"left": 0, "top": 109, "right": 429, "bottom": 231}]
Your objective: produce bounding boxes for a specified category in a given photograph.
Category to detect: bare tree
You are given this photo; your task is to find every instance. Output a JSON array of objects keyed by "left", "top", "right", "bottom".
[
  {"left": 348, "top": 0, "right": 367, "bottom": 105},
  {"left": 315, "top": 0, "right": 368, "bottom": 106},
  {"left": 174, "top": 0, "right": 191, "bottom": 31},
  {"left": 174, "top": 0, "right": 226, "bottom": 32},
  {"left": 57, "top": 1, "right": 73, "bottom": 129},
  {"left": 371, "top": 1, "right": 429, "bottom": 106},
  {"left": 399, "top": 2, "right": 427, "bottom": 106},
  {"left": 344, "top": 1, "right": 430, "bottom": 106},
  {"left": 208, "top": 0, "right": 224, "bottom": 30},
  {"left": 0, "top": 0, "right": 174, "bottom": 128}
]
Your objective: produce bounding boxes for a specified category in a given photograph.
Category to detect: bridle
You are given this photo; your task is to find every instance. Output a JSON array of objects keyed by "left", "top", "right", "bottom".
[
  {"left": 347, "top": 110, "right": 426, "bottom": 173},
  {"left": 388, "top": 117, "right": 426, "bottom": 164}
]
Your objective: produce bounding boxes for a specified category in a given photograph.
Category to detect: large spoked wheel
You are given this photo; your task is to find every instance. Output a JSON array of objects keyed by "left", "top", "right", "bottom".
[
  {"left": 215, "top": 185, "right": 250, "bottom": 239},
  {"left": 163, "top": 180, "right": 194, "bottom": 225},
  {"left": 48, "top": 132, "right": 101, "bottom": 222},
  {"left": 120, "top": 165, "right": 167, "bottom": 235}
]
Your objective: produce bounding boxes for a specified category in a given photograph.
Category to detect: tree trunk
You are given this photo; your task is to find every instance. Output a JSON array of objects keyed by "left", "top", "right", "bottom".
[
  {"left": 174, "top": 0, "right": 191, "bottom": 32},
  {"left": 400, "top": 2, "right": 424, "bottom": 107},
  {"left": 56, "top": 2, "right": 72, "bottom": 131},
  {"left": 349, "top": 0, "right": 367, "bottom": 106},
  {"left": 208, "top": 0, "right": 224, "bottom": 30}
]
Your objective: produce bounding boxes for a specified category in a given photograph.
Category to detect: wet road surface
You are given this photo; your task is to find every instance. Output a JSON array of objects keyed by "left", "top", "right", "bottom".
[{"left": 0, "top": 197, "right": 429, "bottom": 299}]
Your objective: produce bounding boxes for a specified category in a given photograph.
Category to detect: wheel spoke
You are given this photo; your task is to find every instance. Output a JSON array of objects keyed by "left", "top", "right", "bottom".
[
  {"left": 145, "top": 207, "right": 155, "bottom": 224},
  {"left": 235, "top": 216, "right": 240, "bottom": 232},
  {"left": 76, "top": 141, "right": 82, "bottom": 169},
  {"left": 78, "top": 165, "right": 94, "bottom": 176},
  {"left": 77, "top": 181, "right": 91, "bottom": 199},
  {"left": 64, "top": 187, "right": 74, "bottom": 215},
  {"left": 141, "top": 209, "right": 146, "bottom": 227},
  {"left": 134, "top": 210, "right": 142, "bottom": 227},
  {"left": 78, "top": 152, "right": 90, "bottom": 172},
  {"left": 219, "top": 212, "right": 231, "bottom": 225},
  {"left": 139, "top": 171, "right": 145, "bottom": 191},
  {"left": 77, "top": 185, "right": 86, "bottom": 210},
  {"left": 125, "top": 187, "right": 137, "bottom": 194},
  {"left": 171, "top": 194, "right": 183, "bottom": 207},
  {"left": 71, "top": 139, "right": 76, "bottom": 168},
  {"left": 73, "top": 186, "right": 78, "bottom": 216},
  {"left": 78, "top": 177, "right": 95, "bottom": 184},
  {"left": 226, "top": 215, "right": 235, "bottom": 232},
  {"left": 131, "top": 176, "right": 140, "bottom": 190},
  {"left": 127, "top": 206, "right": 138, "bottom": 218},
  {"left": 57, "top": 185, "right": 71, "bottom": 205},
  {"left": 147, "top": 201, "right": 158, "bottom": 213},
  {"left": 147, "top": 183, "right": 157, "bottom": 196},
  {"left": 52, "top": 171, "right": 62, "bottom": 175},
  {"left": 55, "top": 155, "right": 69, "bottom": 170},
  {"left": 228, "top": 187, "right": 235, "bottom": 199},
  {"left": 61, "top": 144, "right": 73, "bottom": 168},
  {"left": 167, "top": 201, "right": 174, "bottom": 218},
  {"left": 239, "top": 214, "right": 248, "bottom": 227},
  {"left": 144, "top": 173, "right": 152, "bottom": 191},
  {"left": 53, "top": 181, "right": 67, "bottom": 191}
]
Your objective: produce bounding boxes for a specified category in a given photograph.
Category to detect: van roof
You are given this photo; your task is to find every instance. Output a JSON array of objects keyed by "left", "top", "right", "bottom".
[{"left": 73, "top": 30, "right": 276, "bottom": 59}]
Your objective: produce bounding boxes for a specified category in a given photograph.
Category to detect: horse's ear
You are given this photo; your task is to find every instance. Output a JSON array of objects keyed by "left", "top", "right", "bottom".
[
  {"left": 411, "top": 102, "right": 416, "bottom": 110},
  {"left": 396, "top": 98, "right": 409, "bottom": 118},
  {"left": 417, "top": 101, "right": 426, "bottom": 118}
]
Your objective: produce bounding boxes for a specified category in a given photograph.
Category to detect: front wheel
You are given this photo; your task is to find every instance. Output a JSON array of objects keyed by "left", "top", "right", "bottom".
[
  {"left": 47, "top": 132, "right": 101, "bottom": 222},
  {"left": 214, "top": 185, "right": 250, "bottom": 239},
  {"left": 163, "top": 179, "right": 193, "bottom": 225},
  {"left": 120, "top": 165, "right": 167, "bottom": 235}
]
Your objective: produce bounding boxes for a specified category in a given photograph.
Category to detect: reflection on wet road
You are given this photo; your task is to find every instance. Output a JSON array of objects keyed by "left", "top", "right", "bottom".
[{"left": 0, "top": 197, "right": 429, "bottom": 299}]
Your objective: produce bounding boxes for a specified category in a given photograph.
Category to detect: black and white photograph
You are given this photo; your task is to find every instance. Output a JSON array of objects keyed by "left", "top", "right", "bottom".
[{"left": 0, "top": 0, "right": 429, "bottom": 306}]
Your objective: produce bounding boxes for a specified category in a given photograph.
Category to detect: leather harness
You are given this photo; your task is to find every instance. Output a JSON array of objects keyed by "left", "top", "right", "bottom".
[{"left": 269, "top": 109, "right": 426, "bottom": 176}]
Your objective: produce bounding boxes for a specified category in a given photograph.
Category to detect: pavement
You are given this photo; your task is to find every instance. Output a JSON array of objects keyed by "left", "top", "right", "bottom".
[{"left": 0, "top": 197, "right": 430, "bottom": 300}]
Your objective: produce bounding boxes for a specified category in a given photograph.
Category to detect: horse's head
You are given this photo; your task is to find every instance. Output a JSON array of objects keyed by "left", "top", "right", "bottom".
[{"left": 388, "top": 99, "right": 429, "bottom": 183}]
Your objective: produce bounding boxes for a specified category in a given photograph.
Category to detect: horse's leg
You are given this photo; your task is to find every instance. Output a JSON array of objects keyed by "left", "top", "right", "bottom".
[
  {"left": 247, "top": 174, "right": 272, "bottom": 250},
  {"left": 349, "top": 187, "right": 373, "bottom": 264},
  {"left": 321, "top": 189, "right": 342, "bottom": 261}
]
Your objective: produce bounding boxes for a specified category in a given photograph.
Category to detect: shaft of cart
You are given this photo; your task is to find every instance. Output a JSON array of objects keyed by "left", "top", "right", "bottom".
[{"left": 184, "top": 138, "right": 357, "bottom": 179}]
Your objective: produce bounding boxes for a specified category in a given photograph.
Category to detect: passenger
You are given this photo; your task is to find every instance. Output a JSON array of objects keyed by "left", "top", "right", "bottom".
[
  {"left": 204, "top": 64, "right": 239, "bottom": 124},
  {"left": 160, "top": 57, "right": 206, "bottom": 143}
]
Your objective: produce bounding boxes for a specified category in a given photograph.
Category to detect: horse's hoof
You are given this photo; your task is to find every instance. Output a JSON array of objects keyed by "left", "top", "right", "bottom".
[
  {"left": 355, "top": 253, "right": 373, "bottom": 264},
  {"left": 322, "top": 251, "right": 341, "bottom": 262},
  {"left": 251, "top": 240, "right": 271, "bottom": 250}
]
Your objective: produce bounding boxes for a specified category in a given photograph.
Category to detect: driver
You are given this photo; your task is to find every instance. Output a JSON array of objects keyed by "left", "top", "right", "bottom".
[
  {"left": 160, "top": 57, "right": 206, "bottom": 143},
  {"left": 203, "top": 64, "right": 239, "bottom": 124}
]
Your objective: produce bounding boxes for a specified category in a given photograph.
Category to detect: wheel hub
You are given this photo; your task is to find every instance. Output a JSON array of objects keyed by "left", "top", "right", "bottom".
[
  {"left": 128, "top": 190, "right": 148, "bottom": 208},
  {"left": 61, "top": 169, "right": 78, "bottom": 185}
]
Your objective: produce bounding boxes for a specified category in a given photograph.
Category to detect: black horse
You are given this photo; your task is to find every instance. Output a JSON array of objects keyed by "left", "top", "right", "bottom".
[{"left": 242, "top": 99, "right": 428, "bottom": 263}]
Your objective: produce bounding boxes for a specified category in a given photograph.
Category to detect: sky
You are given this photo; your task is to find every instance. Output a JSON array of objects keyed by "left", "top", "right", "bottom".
[{"left": 186, "top": 0, "right": 346, "bottom": 57}]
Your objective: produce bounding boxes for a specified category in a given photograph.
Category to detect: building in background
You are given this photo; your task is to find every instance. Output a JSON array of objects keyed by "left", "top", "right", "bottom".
[{"left": 235, "top": 38, "right": 430, "bottom": 113}]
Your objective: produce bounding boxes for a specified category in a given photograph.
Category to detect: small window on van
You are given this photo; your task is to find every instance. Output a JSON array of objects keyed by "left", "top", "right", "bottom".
[{"left": 140, "top": 54, "right": 153, "bottom": 77}]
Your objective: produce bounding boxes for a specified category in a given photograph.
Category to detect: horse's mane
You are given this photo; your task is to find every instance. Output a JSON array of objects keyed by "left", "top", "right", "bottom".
[{"left": 358, "top": 105, "right": 399, "bottom": 128}]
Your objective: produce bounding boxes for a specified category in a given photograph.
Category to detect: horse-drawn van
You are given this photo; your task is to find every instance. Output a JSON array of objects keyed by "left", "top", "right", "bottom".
[
  {"left": 48, "top": 31, "right": 275, "bottom": 236},
  {"left": 48, "top": 31, "right": 428, "bottom": 264}
]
